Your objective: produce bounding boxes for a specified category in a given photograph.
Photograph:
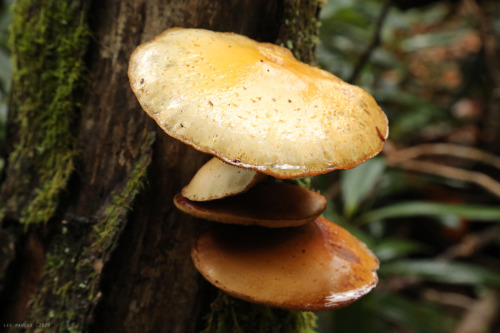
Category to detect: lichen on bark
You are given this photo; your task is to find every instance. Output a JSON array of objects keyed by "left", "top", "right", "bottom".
[{"left": 2, "top": 0, "right": 90, "bottom": 225}]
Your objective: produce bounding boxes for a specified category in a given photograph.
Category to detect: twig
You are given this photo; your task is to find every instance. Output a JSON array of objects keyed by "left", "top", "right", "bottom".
[
  {"left": 387, "top": 143, "right": 500, "bottom": 170},
  {"left": 453, "top": 291, "right": 498, "bottom": 333},
  {"left": 348, "top": 0, "right": 392, "bottom": 84},
  {"left": 386, "top": 158, "right": 500, "bottom": 200},
  {"left": 437, "top": 225, "right": 500, "bottom": 261},
  {"left": 464, "top": 0, "right": 500, "bottom": 87},
  {"left": 464, "top": 0, "right": 500, "bottom": 151}
]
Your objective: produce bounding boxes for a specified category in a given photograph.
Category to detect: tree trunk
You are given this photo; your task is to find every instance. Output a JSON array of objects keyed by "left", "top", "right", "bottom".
[{"left": 0, "top": 0, "right": 321, "bottom": 332}]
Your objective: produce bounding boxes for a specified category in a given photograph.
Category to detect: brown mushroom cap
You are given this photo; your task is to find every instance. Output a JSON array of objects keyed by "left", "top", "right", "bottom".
[
  {"left": 191, "top": 217, "right": 379, "bottom": 311},
  {"left": 129, "top": 28, "right": 388, "bottom": 178},
  {"left": 174, "top": 181, "right": 326, "bottom": 228},
  {"left": 182, "top": 157, "right": 264, "bottom": 201}
]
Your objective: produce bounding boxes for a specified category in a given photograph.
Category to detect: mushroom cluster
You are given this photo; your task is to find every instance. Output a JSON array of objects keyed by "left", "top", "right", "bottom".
[{"left": 129, "top": 28, "right": 388, "bottom": 311}]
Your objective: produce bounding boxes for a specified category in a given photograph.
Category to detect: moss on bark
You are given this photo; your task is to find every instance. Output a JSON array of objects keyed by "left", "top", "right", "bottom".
[
  {"left": 3, "top": 0, "right": 89, "bottom": 226},
  {"left": 201, "top": 292, "right": 317, "bottom": 333},
  {"left": 279, "top": 0, "right": 323, "bottom": 64},
  {"left": 26, "top": 133, "right": 154, "bottom": 332}
]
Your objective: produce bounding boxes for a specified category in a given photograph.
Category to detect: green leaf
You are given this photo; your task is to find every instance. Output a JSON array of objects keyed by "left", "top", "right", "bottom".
[
  {"left": 341, "top": 157, "right": 386, "bottom": 218},
  {"left": 374, "top": 292, "right": 455, "bottom": 333},
  {"left": 325, "top": 293, "right": 390, "bottom": 333},
  {"left": 380, "top": 260, "right": 500, "bottom": 286},
  {"left": 372, "top": 238, "right": 428, "bottom": 262},
  {"left": 400, "top": 28, "right": 473, "bottom": 52},
  {"left": 322, "top": 203, "right": 346, "bottom": 225},
  {"left": 359, "top": 201, "right": 500, "bottom": 224}
]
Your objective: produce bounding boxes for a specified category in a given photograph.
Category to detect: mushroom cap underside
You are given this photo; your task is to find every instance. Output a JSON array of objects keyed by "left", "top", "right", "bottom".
[{"left": 174, "top": 180, "right": 327, "bottom": 228}]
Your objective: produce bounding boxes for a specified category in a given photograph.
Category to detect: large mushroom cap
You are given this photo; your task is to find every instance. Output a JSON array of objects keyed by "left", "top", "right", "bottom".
[
  {"left": 191, "top": 217, "right": 379, "bottom": 311},
  {"left": 129, "top": 28, "right": 388, "bottom": 178}
]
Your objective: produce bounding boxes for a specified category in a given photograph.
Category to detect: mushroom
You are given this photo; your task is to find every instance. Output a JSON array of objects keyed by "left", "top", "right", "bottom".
[
  {"left": 182, "top": 157, "right": 264, "bottom": 201},
  {"left": 128, "top": 28, "right": 388, "bottom": 179},
  {"left": 191, "top": 217, "right": 379, "bottom": 311},
  {"left": 174, "top": 180, "right": 326, "bottom": 228},
  {"left": 128, "top": 27, "right": 387, "bottom": 311}
]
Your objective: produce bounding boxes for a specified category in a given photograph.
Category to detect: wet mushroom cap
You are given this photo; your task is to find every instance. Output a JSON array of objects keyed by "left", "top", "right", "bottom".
[
  {"left": 182, "top": 157, "right": 264, "bottom": 201},
  {"left": 129, "top": 28, "right": 388, "bottom": 178},
  {"left": 191, "top": 217, "right": 379, "bottom": 311},
  {"left": 174, "top": 181, "right": 326, "bottom": 228}
]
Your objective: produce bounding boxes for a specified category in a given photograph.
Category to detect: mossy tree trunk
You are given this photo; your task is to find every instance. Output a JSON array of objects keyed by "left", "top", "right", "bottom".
[{"left": 0, "top": 0, "right": 321, "bottom": 332}]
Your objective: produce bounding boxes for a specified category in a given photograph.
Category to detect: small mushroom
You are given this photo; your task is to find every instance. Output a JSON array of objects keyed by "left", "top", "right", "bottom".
[
  {"left": 191, "top": 217, "right": 379, "bottom": 311},
  {"left": 182, "top": 157, "right": 264, "bottom": 201},
  {"left": 129, "top": 28, "right": 388, "bottom": 178},
  {"left": 175, "top": 181, "right": 326, "bottom": 228}
]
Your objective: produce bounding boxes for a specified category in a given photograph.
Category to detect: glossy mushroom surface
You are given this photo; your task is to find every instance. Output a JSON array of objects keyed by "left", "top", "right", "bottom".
[
  {"left": 191, "top": 217, "right": 379, "bottom": 311},
  {"left": 174, "top": 181, "right": 326, "bottom": 228},
  {"left": 129, "top": 28, "right": 388, "bottom": 178},
  {"left": 182, "top": 157, "right": 264, "bottom": 201}
]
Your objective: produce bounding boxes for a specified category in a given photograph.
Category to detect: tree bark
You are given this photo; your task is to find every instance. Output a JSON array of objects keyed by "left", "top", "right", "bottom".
[{"left": 0, "top": 0, "right": 321, "bottom": 332}]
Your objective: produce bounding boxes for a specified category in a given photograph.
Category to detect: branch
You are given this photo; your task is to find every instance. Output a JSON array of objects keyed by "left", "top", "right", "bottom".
[
  {"left": 437, "top": 225, "right": 500, "bottom": 261},
  {"left": 464, "top": 0, "right": 500, "bottom": 86},
  {"left": 348, "top": 0, "right": 392, "bottom": 84},
  {"left": 453, "top": 291, "right": 498, "bottom": 333},
  {"left": 388, "top": 143, "right": 500, "bottom": 170},
  {"left": 386, "top": 158, "right": 500, "bottom": 200},
  {"left": 385, "top": 143, "right": 500, "bottom": 200}
]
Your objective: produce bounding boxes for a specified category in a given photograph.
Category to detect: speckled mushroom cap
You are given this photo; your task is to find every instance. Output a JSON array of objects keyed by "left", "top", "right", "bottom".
[
  {"left": 191, "top": 217, "right": 379, "bottom": 311},
  {"left": 129, "top": 28, "right": 388, "bottom": 178}
]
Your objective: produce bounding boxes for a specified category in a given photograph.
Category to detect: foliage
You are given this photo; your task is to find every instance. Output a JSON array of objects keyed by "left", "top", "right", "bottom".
[
  {"left": 317, "top": 1, "right": 500, "bottom": 332},
  {"left": 315, "top": 155, "right": 500, "bottom": 332},
  {"left": 0, "top": 0, "right": 13, "bottom": 175}
]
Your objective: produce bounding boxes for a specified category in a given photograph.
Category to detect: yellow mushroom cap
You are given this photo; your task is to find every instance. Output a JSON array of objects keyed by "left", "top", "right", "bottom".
[
  {"left": 129, "top": 28, "right": 388, "bottom": 178},
  {"left": 191, "top": 217, "right": 379, "bottom": 311}
]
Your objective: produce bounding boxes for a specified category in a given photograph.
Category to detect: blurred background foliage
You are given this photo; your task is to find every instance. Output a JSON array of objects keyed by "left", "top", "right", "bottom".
[
  {"left": 316, "top": 0, "right": 500, "bottom": 332},
  {"left": 0, "top": 0, "right": 13, "bottom": 175},
  {"left": 0, "top": 0, "right": 499, "bottom": 332}
]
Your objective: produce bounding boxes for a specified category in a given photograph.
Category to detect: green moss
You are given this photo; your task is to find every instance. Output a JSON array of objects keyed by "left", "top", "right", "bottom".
[
  {"left": 27, "top": 239, "right": 79, "bottom": 332},
  {"left": 26, "top": 132, "right": 154, "bottom": 332},
  {"left": 291, "top": 177, "right": 312, "bottom": 189},
  {"left": 6, "top": 0, "right": 89, "bottom": 226},
  {"left": 202, "top": 292, "right": 317, "bottom": 333},
  {"left": 91, "top": 132, "right": 155, "bottom": 253},
  {"left": 281, "top": 0, "right": 323, "bottom": 64}
]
